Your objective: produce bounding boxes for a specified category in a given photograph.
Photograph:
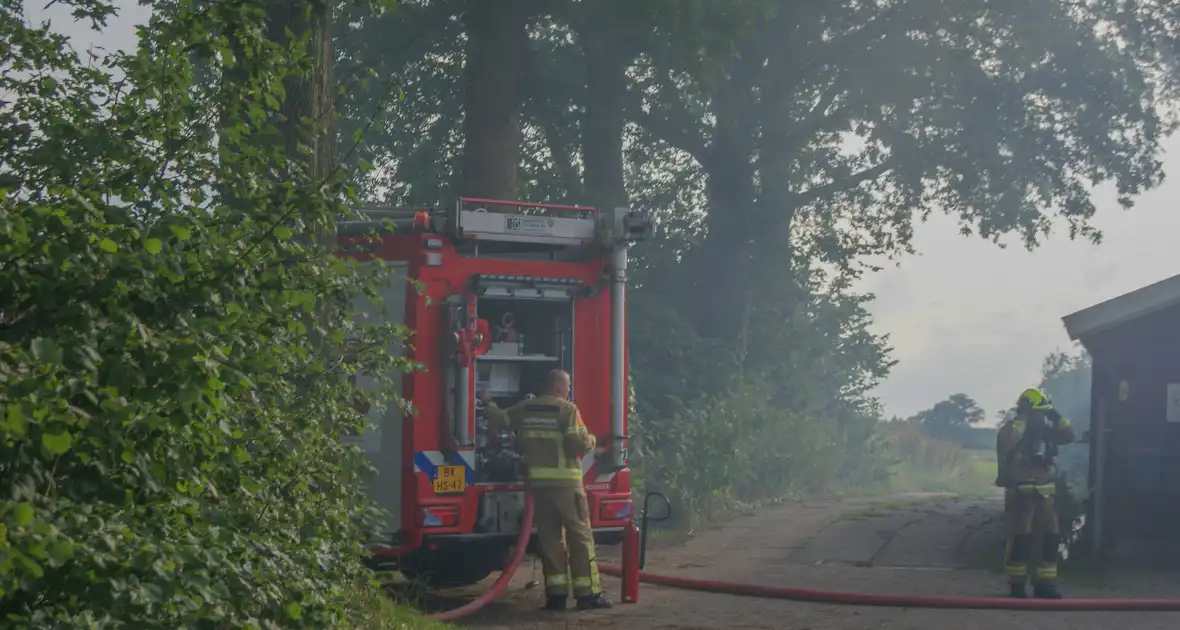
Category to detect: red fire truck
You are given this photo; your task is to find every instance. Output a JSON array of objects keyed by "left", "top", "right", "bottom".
[{"left": 341, "top": 198, "right": 653, "bottom": 587}]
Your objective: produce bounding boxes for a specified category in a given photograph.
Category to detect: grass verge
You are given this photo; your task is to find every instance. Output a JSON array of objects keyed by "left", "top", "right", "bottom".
[
  {"left": 349, "top": 585, "right": 459, "bottom": 630},
  {"left": 881, "top": 447, "right": 997, "bottom": 496},
  {"left": 838, "top": 494, "right": 952, "bottom": 521}
]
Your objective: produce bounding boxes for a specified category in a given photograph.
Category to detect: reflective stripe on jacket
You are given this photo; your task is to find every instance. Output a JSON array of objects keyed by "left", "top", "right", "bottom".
[{"left": 485, "top": 395, "right": 596, "bottom": 487}]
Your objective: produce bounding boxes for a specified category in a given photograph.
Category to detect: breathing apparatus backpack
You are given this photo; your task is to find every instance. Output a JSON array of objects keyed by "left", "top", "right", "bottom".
[{"left": 1020, "top": 408, "right": 1061, "bottom": 473}]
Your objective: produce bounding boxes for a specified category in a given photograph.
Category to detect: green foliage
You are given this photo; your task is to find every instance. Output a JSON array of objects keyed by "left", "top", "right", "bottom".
[
  {"left": 626, "top": 284, "right": 894, "bottom": 527},
  {"left": 348, "top": 586, "right": 458, "bottom": 630},
  {"left": 1, "top": 1, "right": 409, "bottom": 627},
  {"left": 635, "top": 0, "right": 1179, "bottom": 255},
  {"left": 634, "top": 378, "right": 868, "bottom": 529}
]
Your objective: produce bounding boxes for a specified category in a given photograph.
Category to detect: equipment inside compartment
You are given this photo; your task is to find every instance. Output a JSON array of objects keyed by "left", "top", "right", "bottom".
[{"left": 472, "top": 295, "right": 572, "bottom": 483}]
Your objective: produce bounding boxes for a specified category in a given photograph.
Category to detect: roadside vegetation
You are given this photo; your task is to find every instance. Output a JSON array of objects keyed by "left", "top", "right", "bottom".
[
  {"left": 351, "top": 587, "right": 457, "bottom": 630},
  {"left": 1, "top": 0, "right": 425, "bottom": 627},
  {"left": 874, "top": 424, "right": 997, "bottom": 497}
]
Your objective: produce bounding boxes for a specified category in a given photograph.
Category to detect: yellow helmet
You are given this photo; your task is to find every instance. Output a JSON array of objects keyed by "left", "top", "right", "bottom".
[{"left": 1016, "top": 388, "right": 1054, "bottom": 411}]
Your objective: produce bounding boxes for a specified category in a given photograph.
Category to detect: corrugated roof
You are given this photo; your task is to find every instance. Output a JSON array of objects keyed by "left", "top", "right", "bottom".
[{"left": 1062, "top": 272, "right": 1180, "bottom": 342}]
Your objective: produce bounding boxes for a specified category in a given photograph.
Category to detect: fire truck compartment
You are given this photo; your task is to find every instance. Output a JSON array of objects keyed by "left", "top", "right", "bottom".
[
  {"left": 472, "top": 294, "right": 573, "bottom": 484},
  {"left": 346, "top": 261, "right": 408, "bottom": 539}
]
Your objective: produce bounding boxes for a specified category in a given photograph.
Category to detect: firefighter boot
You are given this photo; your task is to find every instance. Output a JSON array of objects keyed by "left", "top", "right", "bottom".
[
  {"left": 1034, "top": 583, "right": 1063, "bottom": 600},
  {"left": 1005, "top": 534, "right": 1032, "bottom": 599},
  {"left": 1033, "top": 533, "right": 1063, "bottom": 600},
  {"left": 542, "top": 596, "right": 567, "bottom": 611},
  {"left": 576, "top": 594, "right": 614, "bottom": 610}
]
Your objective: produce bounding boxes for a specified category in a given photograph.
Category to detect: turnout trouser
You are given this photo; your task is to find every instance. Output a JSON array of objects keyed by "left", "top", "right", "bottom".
[
  {"left": 1004, "top": 485, "right": 1060, "bottom": 585},
  {"left": 532, "top": 486, "right": 603, "bottom": 599}
]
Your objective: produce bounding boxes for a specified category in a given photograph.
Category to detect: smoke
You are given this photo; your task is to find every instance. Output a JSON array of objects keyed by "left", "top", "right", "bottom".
[{"left": 1039, "top": 349, "right": 1092, "bottom": 492}]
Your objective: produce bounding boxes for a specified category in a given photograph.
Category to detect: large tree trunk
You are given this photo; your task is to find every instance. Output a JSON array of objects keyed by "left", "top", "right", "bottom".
[
  {"left": 578, "top": 2, "right": 634, "bottom": 209},
  {"left": 261, "top": 0, "right": 336, "bottom": 344},
  {"left": 267, "top": 0, "right": 336, "bottom": 244},
  {"left": 752, "top": 4, "right": 824, "bottom": 273},
  {"left": 687, "top": 89, "right": 757, "bottom": 343},
  {"left": 749, "top": 45, "right": 802, "bottom": 324},
  {"left": 460, "top": 0, "right": 530, "bottom": 199}
]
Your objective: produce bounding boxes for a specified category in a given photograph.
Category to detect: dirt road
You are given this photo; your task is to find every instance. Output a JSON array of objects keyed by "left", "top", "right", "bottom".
[{"left": 426, "top": 492, "right": 1180, "bottom": 629}]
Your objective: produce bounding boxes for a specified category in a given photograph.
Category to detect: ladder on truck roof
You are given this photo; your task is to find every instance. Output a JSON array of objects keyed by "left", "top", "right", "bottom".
[{"left": 340, "top": 197, "right": 653, "bottom": 247}]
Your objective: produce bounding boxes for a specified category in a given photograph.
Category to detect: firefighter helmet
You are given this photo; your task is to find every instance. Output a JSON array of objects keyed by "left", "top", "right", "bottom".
[{"left": 1016, "top": 388, "right": 1054, "bottom": 412}]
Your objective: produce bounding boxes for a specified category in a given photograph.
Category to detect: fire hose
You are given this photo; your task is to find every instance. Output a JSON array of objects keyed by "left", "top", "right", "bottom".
[
  {"left": 594, "top": 563, "right": 1180, "bottom": 611},
  {"left": 424, "top": 492, "right": 1180, "bottom": 621},
  {"left": 425, "top": 494, "right": 535, "bottom": 622},
  {"left": 596, "top": 491, "right": 1180, "bottom": 612}
]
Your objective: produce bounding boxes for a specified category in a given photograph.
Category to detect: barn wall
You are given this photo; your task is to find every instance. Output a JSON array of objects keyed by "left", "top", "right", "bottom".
[{"left": 1086, "top": 302, "right": 1180, "bottom": 539}]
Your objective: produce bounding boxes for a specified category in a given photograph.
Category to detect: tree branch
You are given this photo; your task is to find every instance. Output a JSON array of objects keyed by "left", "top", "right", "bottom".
[
  {"left": 729, "top": 5, "right": 800, "bottom": 95},
  {"left": 531, "top": 103, "right": 583, "bottom": 197},
  {"left": 520, "top": 44, "right": 582, "bottom": 196},
  {"left": 793, "top": 161, "right": 895, "bottom": 206},
  {"left": 785, "top": 87, "right": 846, "bottom": 148},
  {"left": 623, "top": 79, "right": 711, "bottom": 168}
]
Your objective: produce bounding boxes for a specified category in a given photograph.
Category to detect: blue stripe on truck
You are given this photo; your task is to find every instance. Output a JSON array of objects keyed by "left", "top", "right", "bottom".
[{"left": 414, "top": 450, "right": 474, "bottom": 484}]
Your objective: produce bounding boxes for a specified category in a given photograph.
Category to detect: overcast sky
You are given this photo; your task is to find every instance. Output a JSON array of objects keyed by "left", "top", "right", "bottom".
[
  {"left": 861, "top": 135, "right": 1180, "bottom": 421},
  {"left": 26, "top": 1, "right": 1180, "bottom": 423}
]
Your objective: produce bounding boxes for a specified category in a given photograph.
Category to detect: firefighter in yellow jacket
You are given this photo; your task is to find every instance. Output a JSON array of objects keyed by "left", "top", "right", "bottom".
[
  {"left": 996, "top": 388, "right": 1076, "bottom": 599},
  {"left": 480, "top": 370, "right": 613, "bottom": 612}
]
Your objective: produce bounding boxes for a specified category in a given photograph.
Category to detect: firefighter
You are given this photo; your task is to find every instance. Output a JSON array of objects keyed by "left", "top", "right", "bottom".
[
  {"left": 479, "top": 370, "right": 613, "bottom": 612},
  {"left": 995, "top": 388, "right": 1076, "bottom": 599}
]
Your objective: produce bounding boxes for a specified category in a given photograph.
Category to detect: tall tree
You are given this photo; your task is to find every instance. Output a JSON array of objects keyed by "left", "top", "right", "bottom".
[
  {"left": 265, "top": 0, "right": 337, "bottom": 242},
  {"left": 629, "top": 0, "right": 1178, "bottom": 342},
  {"left": 908, "top": 393, "right": 986, "bottom": 442},
  {"left": 459, "top": 0, "right": 531, "bottom": 198},
  {"left": 569, "top": 0, "right": 652, "bottom": 208}
]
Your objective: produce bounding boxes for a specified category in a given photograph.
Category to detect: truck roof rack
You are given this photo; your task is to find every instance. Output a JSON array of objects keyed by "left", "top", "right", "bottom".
[
  {"left": 338, "top": 198, "right": 653, "bottom": 246},
  {"left": 451, "top": 197, "right": 597, "bottom": 247}
]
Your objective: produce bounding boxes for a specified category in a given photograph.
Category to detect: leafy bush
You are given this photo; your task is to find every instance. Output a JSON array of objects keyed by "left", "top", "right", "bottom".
[
  {"left": 634, "top": 377, "right": 893, "bottom": 528},
  {"left": 1, "top": 1, "right": 406, "bottom": 627}
]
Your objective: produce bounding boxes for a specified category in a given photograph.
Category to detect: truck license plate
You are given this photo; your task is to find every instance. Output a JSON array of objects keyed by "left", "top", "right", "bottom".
[{"left": 433, "top": 465, "right": 466, "bottom": 494}]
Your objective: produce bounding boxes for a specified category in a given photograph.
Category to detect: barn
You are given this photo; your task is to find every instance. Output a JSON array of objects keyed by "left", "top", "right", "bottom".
[{"left": 1062, "top": 272, "right": 1180, "bottom": 558}]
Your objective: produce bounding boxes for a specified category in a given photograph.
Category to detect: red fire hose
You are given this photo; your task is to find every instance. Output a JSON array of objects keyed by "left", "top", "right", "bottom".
[
  {"left": 596, "top": 562, "right": 1180, "bottom": 611},
  {"left": 426, "top": 494, "right": 536, "bottom": 622},
  {"left": 421, "top": 492, "right": 1180, "bottom": 619}
]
